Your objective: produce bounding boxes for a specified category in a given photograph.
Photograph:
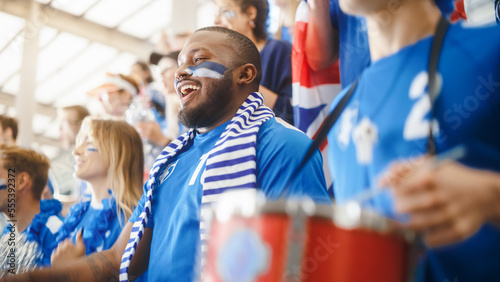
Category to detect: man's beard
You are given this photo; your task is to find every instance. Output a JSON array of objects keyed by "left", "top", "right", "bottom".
[{"left": 179, "top": 70, "right": 235, "bottom": 129}]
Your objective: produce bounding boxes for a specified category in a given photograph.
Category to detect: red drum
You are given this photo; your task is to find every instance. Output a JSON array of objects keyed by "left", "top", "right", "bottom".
[{"left": 202, "top": 191, "right": 417, "bottom": 282}]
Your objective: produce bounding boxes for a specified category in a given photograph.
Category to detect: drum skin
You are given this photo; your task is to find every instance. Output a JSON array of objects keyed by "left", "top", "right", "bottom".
[
  {"left": 205, "top": 214, "right": 291, "bottom": 282},
  {"left": 204, "top": 213, "right": 411, "bottom": 282}
]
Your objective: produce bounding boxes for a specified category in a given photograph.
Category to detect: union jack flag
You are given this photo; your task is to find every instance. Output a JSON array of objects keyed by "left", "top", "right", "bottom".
[{"left": 292, "top": 0, "right": 341, "bottom": 193}]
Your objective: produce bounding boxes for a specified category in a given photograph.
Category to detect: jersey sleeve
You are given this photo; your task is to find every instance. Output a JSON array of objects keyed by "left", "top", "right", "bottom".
[
  {"left": 129, "top": 184, "right": 154, "bottom": 228},
  {"left": 256, "top": 119, "right": 331, "bottom": 204}
]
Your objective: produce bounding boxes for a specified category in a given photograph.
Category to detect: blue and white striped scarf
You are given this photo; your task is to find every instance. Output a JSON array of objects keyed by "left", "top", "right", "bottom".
[{"left": 119, "top": 92, "right": 274, "bottom": 281}]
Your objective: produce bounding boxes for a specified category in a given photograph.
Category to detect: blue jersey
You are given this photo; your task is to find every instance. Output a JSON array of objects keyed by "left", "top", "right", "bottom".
[
  {"left": 330, "top": 0, "right": 371, "bottom": 87},
  {"left": 329, "top": 0, "right": 454, "bottom": 88},
  {"left": 2, "top": 199, "right": 64, "bottom": 267},
  {"left": 68, "top": 201, "right": 123, "bottom": 255},
  {"left": 327, "top": 23, "right": 500, "bottom": 281},
  {"left": 260, "top": 39, "right": 294, "bottom": 124},
  {"left": 130, "top": 117, "right": 330, "bottom": 281}
]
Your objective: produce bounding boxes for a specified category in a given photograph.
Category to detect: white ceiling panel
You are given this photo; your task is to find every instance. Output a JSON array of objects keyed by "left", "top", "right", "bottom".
[
  {"left": 104, "top": 52, "right": 137, "bottom": 73},
  {"left": 2, "top": 74, "right": 21, "bottom": 95},
  {"left": 0, "top": 46, "right": 22, "bottom": 89},
  {"left": 37, "top": 32, "right": 90, "bottom": 82},
  {"left": 43, "top": 42, "right": 119, "bottom": 103},
  {"left": 118, "top": 0, "right": 172, "bottom": 39},
  {"left": 39, "top": 26, "right": 59, "bottom": 49},
  {"left": 0, "top": 12, "right": 25, "bottom": 51},
  {"left": 84, "top": 0, "right": 154, "bottom": 28}
]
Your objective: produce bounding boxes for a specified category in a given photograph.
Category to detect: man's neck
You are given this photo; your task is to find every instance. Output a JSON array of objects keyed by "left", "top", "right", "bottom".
[
  {"left": 12, "top": 198, "right": 40, "bottom": 233},
  {"left": 366, "top": 0, "right": 442, "bottom": 61}
]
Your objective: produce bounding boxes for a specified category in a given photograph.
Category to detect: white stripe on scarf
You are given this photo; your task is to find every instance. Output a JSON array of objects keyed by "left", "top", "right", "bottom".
[{"left": 119, "top": 92, "right": 274, "bottom": 281}]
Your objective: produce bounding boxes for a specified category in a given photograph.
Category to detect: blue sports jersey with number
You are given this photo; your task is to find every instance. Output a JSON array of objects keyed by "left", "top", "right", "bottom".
[
  {"left": 329, "top": 0, "right": 454, "bottom": 88},
  {"left": 327, "top": 22, "right": 500, "bottom": 281},
  {"left": 129, "top": 117, "right": 330, "bottom": 281}
]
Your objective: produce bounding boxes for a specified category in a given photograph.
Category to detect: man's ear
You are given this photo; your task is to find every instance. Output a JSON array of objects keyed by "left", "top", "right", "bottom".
[
  {"left": 236, "top": 63, "right": 257, "bottom": 86},
  {"left": 246, "top": 6, "right": 257, "bottom": 21},
  {"left": 17, "top": 172, "right": 32, "bottom": 194},
  {"left": 4, "top": 127, "right": 13, "bottom": 140}
]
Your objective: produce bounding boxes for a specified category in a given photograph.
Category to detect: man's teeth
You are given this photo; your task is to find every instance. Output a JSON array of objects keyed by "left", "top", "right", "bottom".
[{"left": 180, "top": 84, "right": 200, "bottom": 95}]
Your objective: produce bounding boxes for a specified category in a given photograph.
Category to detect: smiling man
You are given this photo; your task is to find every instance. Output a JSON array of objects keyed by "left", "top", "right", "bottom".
[{"left": 6, "top": 27, "right": 330, "bottom": 282}]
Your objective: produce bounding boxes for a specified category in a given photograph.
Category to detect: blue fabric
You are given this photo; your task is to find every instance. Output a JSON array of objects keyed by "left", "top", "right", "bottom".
[
  {"left": 47, "top": 177, "right": 54, "bottom": 195},
  {"left": 329, "top": 0, "right": 455, "bottom": 88},
  {"left": 260, "top": 39, "right": 294, "bottom": 124},
  {"left": 329, "top": 0, "right": 371, "bottom": 87},
  {"left": 146, "top": 86, "right": 165, "bottom": 110},
  {"left": 327, "top": 23, "right": 500, "bottom": 282},
  {"left": 129, "top": 117, "right": 330, "bottom": 281},
  {"left": 2, "top": 199, "right": 64, "bottom": 267},
  {"left": 55, "top": 197, "right": 123, "bottom": 255}
]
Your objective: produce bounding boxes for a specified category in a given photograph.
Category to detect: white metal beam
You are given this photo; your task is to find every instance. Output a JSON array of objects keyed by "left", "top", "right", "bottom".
[
  {"left": 0, "top": 91, "right": 57, "bottom": 118},
  {"left": 16, "top": 1, "right": 40, "bottom": 146}
]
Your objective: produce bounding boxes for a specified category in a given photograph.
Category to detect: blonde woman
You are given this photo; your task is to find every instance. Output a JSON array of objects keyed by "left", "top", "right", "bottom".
[{"left": 51, "top": 118, "right": 143, "bottom": 263}]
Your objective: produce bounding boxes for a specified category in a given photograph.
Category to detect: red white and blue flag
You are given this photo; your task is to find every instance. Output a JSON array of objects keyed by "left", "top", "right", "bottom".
[{"left": 292, "top": 0, "right": 342, "bottom": 192}]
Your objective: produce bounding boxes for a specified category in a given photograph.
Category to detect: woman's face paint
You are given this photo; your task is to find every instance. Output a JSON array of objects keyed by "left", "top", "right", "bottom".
[{"left": 0, "top": 179, "right": 6, "bottom": 190}]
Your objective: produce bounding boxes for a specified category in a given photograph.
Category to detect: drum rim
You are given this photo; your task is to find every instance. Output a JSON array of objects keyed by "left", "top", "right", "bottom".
[{"left": 212, "top": 195, "right": 416, "bottom": 243}]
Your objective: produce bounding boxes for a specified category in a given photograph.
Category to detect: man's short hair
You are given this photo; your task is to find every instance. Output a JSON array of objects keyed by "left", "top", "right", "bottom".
[
  {"left": 0, "top": 145, "right": 50, "bottom": 200},
  {"left": 61, "top": 105, "right": 90, "bottom": 123},
  {"left": 195, "top": 26, "right": 263, "bottom": 86},
  {"left": 0, "top": 115, "right": 18, "bottom": 141}
]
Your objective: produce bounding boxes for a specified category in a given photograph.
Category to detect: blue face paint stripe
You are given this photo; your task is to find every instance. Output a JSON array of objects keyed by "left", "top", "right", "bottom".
[
  {"left": 187, "top": 61, "right": 227, "bottom": 76},
  {"left": 175, "top": 61, "right": 228, "bottom": 87},
  {"left": 87, "top": 148, "right": 98, "bottom": 152}
]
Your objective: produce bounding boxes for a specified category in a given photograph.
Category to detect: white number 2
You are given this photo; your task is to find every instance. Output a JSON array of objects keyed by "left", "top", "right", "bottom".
[{"left": 403, "top": 71, "right": 441, "bottom": 140}]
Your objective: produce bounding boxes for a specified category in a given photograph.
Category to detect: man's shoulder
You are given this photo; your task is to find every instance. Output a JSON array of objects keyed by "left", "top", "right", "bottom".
[
  {"left": 258, "top": 117, "right": 312, "bottom": 147},
  {"left": 261, "top": 39, "right": 292, "bottom": 58}
]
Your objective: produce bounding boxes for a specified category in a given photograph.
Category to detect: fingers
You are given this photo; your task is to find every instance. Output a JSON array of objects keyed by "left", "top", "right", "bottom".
[
  {"left": 379, "top": 155, "right": 428, "bottom": 188},
  {"left": 405, "top": 206, "right": 449, "bottom": 231},
  {"left": 76, "top": 229, "right": 86, "bottom": 255},
  {"left": 423, "top": 219, "right": 480, "bottom": 247},
  {"left": 394, "top": 179, "right": 440, "bottom": 214}
]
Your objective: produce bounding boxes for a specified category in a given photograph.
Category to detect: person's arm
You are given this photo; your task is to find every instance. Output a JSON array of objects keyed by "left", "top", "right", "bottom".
[
  {"left": 135, "top": 121, "right": 171, "bottom": 148},
  {"left": 2, "top": 222, "right": 152, "bottom": 282},
  {"left": 381, "top": 159, "right": 500, "bottom": 247},
  {"left": 305, "top": 0, "right": 339, "bottom": 70},
  {"left": 259, "top": 85, "right": 279, "bottom": 109}
]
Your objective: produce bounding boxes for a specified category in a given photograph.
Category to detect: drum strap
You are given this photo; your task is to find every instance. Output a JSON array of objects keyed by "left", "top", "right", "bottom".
[{"left": 427, "top": 16, "right": 450, "bottom": 155}]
